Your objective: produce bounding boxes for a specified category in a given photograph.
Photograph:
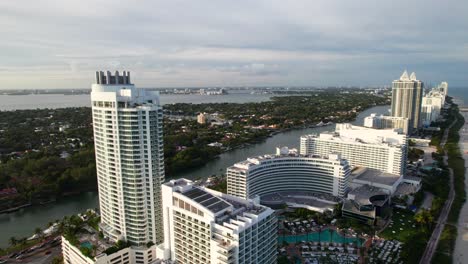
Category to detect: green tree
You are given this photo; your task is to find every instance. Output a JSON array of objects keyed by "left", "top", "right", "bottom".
[{"left": 9, "top": 236, "right": 17, "bottom": 247}]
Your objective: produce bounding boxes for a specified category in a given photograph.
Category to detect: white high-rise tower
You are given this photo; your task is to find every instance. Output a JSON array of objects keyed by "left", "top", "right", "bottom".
[
  {"left": 91, "top": 71, "right": 164, "bottom": 245},
  {"left": 390, "top": 70, "right": 423, "bottom": 132}
]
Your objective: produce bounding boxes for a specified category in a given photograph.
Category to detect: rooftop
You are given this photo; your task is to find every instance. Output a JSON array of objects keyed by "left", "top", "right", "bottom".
[
  {"left": 347, "top": 185, "right": 389, "bottom": 207},
  {"left": 352, "top": 168, "right": 402, "bottom": 186},
  {"left": 229, "top": 147, "right": 345, "bottom": 171},
  {"left": 301, "top": 123, "right": 407, "bottom": 147},
  {"left": 95, "top": 70, "right": 131, "bottom": 85},
  {"left": 342, "top": 199, "right": 376, "bottom": 219},
  {"left": 181, "top": 187, "right": 231, "bottom": 213},
  {"left": 167, "top": 178, "right": 269, "bottom": 225}
]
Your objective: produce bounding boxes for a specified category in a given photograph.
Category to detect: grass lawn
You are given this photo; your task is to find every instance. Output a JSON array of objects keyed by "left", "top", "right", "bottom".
[{"left": 379, "top": 209, "right": 417, "bottom": 241}]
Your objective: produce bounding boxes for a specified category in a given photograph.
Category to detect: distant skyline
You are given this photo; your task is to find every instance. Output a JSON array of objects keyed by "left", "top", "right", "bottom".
[{"left": 1, "top": 0, "right": 467, "bottom": 89}]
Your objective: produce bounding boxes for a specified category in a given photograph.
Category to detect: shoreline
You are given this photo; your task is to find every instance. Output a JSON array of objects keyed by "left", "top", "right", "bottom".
[
  {"left": 454, "top": 107, "right": 468, "bottom": 263},
  {"left": 0, "top": 187, "right": 97, "bottom": 215}
]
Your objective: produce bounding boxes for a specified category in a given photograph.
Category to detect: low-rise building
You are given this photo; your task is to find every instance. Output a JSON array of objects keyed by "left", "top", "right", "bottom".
[
  {"left": 350, "top": 167, "right": 402, "bottom": 195},
  {"left": 342, "top": 185, "right": 390, "bottom": 224}
]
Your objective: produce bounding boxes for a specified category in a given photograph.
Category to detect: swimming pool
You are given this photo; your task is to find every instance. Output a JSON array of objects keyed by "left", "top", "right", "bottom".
[
  {"left": 278, "top": 229, "right": 363, "bottom": 246},
  {"left": 80, "top": 241, "right": 93, "bottom": 249}
]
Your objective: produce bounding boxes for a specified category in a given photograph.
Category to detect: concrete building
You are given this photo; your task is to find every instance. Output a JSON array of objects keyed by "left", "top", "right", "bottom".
[
  {"left": 300, "top": 124, "right": 408, "bottom": 176},
  {"left": 90, "top": 71, "right": 165, "bottom": 245},
  {"left": 364, "top": 114, "right": 410, "bottom": 134},
  {"left": 390, "top": 70, "right": 424, "bottom": 131},
  {"left": 341, "top": 185, "right": 390, "bottom": 224},
  {"left": 421, "top": 89, "right": 445, "bottom": 126},
  {"left": 197, "top": 112, "right": 207, "bottom": 124},
  {"left": 349, "top": 167, "right": 402, "bottom": 195},
  {"left": 160, "top": 178, "right": 277, "bottom": 264},
  {"left": 436, "top": 81, "right": 448, "bottom": 96},
  {"left": 62, "top": 237, "right": 162, "bottom": 264},
  {"left": 62, "top": 71, "right": 166, "bottom": 264},
  {"left": 227, "top": 147, "right": 351, "bottom": 200}
]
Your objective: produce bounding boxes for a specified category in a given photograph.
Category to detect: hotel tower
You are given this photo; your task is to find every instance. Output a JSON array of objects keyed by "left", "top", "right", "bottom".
[
  {"left": 91, "top": 71, "right": 165, "bottom": 245},
  {"left": 390, "top": 70, "right": 423, "bottom": 131}
]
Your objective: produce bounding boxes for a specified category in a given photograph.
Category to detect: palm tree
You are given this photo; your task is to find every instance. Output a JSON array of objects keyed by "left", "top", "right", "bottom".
[
  {"left": 9, "top": 236, "right": 17, "bottom": 247},
  {"left": 34, "top": 227, "right": 44, "bottom": 241},
  {"left": 18, "top": 237, "right": 27, "bottom": 246},
  {"left": 414, "top": 209, "right": 433, "bottom": 233}
]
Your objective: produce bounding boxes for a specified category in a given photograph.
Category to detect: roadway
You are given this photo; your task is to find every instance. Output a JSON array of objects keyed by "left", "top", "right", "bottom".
[
  {"left": 0, "top": 237, "right": 62, "bottom": 264},
  {"left": 419, "top": 118, "right": 457, "bottom": 264}
]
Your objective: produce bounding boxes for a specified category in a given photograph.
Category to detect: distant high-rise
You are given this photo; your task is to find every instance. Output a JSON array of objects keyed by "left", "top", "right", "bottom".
[
  {"left": 91, "top": 71, "right": 165, "bottom": 245},
  {"left": 364, "top": 114, "right": 409, "bottom": 134},
  {"left": 421, "top": 86, "right": 446, "bottom": 126},
  {"left": 437, "top": 81, "right": 448, "bottom": 95},
  {"left": 390, "top": 71, "right": 423, "bottom": 131}
]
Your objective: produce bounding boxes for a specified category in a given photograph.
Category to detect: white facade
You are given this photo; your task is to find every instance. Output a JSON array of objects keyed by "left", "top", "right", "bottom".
[
  {"left": 91, "top": 71, "right": 165, "bottom": 245},
  {"left": 421, "top": 89, "right": 445, "bottom": 126},
  {"left": 436, "top": 81, "right": 448, "bottom": 97},
  {"left": 390, "top": 70, "right": 424, "bottom": 131},
  {"left": 62, "top": 237, "right": 163, "bottom": 264},
  {"left": 364, "top": 114, "right": 410, "bottom": 134},
  {"left": 300, "top": 124, "right": 407, "bottom": 176},
  {"left": 227, "top": 147, "right": 350, "bottom": 199},
  {"left": 161, "top": 179, "right": 277, "bottom": 264}
]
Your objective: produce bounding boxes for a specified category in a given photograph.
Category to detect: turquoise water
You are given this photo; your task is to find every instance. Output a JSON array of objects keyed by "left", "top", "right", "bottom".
[
  {"left": 81, "top": 241, "right": 92, "bottom": 249},
  {"left": 278, "top": 229, "right": 363, "bottom": 246}
]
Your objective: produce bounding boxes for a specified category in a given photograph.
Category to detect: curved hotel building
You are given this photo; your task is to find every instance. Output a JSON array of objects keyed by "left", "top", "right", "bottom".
[
  {"left": 300, "top": 124, "right": 407, "bottom": 176},
  {"left": 227, "top": 147, "right": 351, "bottom": 200}
]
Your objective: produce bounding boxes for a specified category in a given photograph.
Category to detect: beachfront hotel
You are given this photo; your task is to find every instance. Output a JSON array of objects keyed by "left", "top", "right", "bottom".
[
  {"left": 62, "top": 71, "right": 165, "bottom": 264},
  {"left": 390, "top": 70, "right": 424, "bottom": 131},
  {"left": 300, "top": 124, "right": 408, "bottom": 176},
  {"left": 363, "top": 114, "right": 410, "bottom": 134},
  {"left": 160, "top": 178, "right": 277, "bottom": 264},
  {"left": 226, "top": 147, "right": 351, "bottom": 200},
  {"left": 421, "top": 88, "right": 446, "bottom": 126},
  {"left": 90, "top": 71, "right": 165, "bottom": 245}
]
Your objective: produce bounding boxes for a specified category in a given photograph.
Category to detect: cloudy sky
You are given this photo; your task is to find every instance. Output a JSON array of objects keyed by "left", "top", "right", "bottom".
[{"left": 1, "top": 0, "right": 467, "bottom": 89}]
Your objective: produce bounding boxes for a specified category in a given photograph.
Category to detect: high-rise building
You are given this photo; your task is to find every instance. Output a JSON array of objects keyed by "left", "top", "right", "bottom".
[
  {"left": 300, "top": 124, "right": 407, "bottom": 176},
  {"left": 226, "top": 147, "right": 350, "bottom": 200},
  {"left": 363, "top": 114, "right": 409, "bottom": 134},
  {"left": 421, "top": 90, "right": 445, "bottom": 126},
  {"left": 161, "top": 178, "right": 277, "bottom": 264},
  {"left": 91, "top": 71, "right": 165, "bottom": 245},
  {"left": 390, "top": 70, "right": 423, "bottom": 131}
]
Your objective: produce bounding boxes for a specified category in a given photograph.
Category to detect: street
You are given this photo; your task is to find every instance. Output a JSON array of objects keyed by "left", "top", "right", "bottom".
[{"left": 419, "top": 118, "right": 457, "bottom": 264}]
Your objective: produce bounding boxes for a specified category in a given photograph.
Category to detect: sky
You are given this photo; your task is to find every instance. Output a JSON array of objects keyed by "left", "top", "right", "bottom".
[{"left": 1, "top": 0, "right": 467, "bottom": 89}]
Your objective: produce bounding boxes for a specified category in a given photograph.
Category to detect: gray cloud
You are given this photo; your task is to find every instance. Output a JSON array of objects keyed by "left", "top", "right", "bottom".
[{"left": 0, "top": 0, "right": 467, "bottom": 88}]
